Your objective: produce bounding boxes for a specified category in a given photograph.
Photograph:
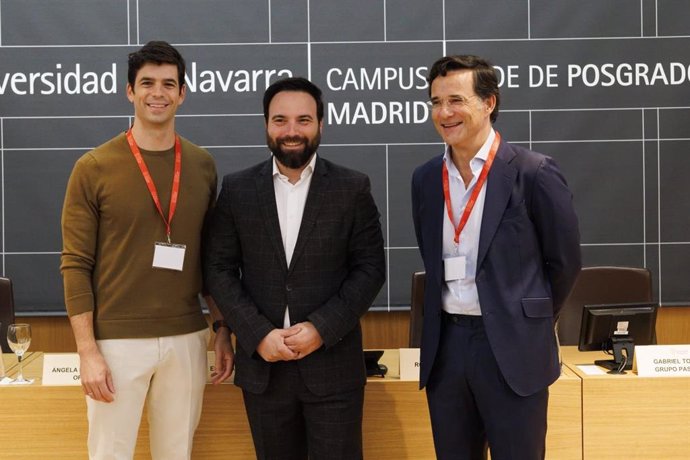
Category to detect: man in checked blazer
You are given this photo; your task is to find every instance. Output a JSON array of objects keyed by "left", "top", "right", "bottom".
[{"left": 204, "top": 77, "right": 385, "bottom": 460}]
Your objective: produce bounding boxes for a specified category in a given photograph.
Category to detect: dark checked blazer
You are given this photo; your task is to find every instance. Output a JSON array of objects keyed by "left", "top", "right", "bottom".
[
  {"left": 412, "top": 139, "right": 581, "bottom": 397},
  {"left": 204, "top": 156, "right": 385, "bottom": 395}
]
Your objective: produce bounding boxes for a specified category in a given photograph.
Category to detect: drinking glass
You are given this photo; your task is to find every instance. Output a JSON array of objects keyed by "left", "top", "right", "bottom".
[{"left": 7, "top": 323, "right": 32, "bottom": 384}]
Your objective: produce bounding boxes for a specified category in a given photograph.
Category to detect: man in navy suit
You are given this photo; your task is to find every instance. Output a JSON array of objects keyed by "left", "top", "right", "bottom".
[
  {"left": 204, "top": 77, "right": 385, "bottom": 460},
  {"left": 411, "top": 55, "right": 581, "bottom": 459}
]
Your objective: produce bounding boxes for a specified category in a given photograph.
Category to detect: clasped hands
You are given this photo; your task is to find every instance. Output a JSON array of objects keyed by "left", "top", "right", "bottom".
[{"left": 256, "top": 322, "right": 323, "bottom": 362}]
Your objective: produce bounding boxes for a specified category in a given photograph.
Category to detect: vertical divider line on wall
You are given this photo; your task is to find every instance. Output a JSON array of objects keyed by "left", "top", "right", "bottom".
[
  {"left": 385, "top": 144, "right": 390, "bottom": 311},
  {"left": 655, "top": 0, "right": 659, "bottom": 37},
  {"left": 267, "top": 0, "right": 272, "bottom": 44},
  {"left": 136, "top": 0, "right": 140, "bottom": 45},
  {"left": 655, "top": 107, "right": 661, "bottom": 302},
  {"left": 307, "top": 0, "right": 311, "bottom": 80},
  {"left": 0, "top": 0, "right": 3, "bottom": 47},
  {"left": 441, "top": 0, "right": 446, "bottom": 55},
  {"left": 383, "top": 0, "right": 387, "bottom": 42},
  {"left": 528, "top": 110, "right": 533, "bottom": 151},
  {"left": 1, "top": 117, "right": 5, "bottom": 276},
  {"left": 527, "top": 0, "right": 531, "bottom": 40},
  {"left": 641, "top": 109, "right": 647, "bottom": 268},
  {"left": 126, "top": 0, "right": 130, "bottom": 45},
  {"left": 639, "top": 0, "right": 644, "bottom": 37}
]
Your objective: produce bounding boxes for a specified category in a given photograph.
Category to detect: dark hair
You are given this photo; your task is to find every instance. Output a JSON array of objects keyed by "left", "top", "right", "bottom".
[
  {"left": 127, "top": 41, "right": 186, "bottom": 92},
  {"left": 263, "top": 77, "right": 324, "bottom": 122},
  {"left": 427, "top": 55, "right": 500, "bottom": 123}
]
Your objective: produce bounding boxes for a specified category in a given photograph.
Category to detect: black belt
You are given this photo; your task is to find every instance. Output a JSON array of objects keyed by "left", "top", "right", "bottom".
[{"left": 442, "top": 311, "right": 484, "bottom": 327}]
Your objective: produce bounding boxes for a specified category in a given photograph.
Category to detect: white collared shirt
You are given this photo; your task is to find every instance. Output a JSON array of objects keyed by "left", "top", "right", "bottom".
[
  {"left": 272, "top": 153, "right": 317, "bottom": 327},
  {"left": 441, "top": 129, "right": 495, "bottom": 316}
]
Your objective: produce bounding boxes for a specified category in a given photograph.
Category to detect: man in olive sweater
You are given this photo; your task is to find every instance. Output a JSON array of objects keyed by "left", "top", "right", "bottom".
[{"left": 60, "top": 41, "right": 233, "bottom": 460}]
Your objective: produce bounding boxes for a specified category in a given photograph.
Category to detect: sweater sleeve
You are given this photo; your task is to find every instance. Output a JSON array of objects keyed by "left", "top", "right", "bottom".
[{"left": 60, "top": 154, "right": 100, "bottom": 317}]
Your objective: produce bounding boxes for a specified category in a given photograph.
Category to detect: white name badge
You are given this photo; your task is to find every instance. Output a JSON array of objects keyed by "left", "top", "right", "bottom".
[
  {"left": 444, "top": 255, "right": 466, "bottom": 281},
  {"left": 399, "top": 348, "right": 421, "bottom": 381},
  {"left": 42, "top": 353, "right": 81, "bottom": 385},
  {"left": 152, "top": 242, "right": 186, "bottom": 271},
  {"left": 635, "top": 344, "right": 690, "bottom": 377}
]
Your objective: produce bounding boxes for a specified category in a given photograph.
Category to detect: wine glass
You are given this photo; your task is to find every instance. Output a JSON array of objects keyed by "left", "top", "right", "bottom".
[{"left": 7, "top": 323, "right": 32, "bottom": 384}]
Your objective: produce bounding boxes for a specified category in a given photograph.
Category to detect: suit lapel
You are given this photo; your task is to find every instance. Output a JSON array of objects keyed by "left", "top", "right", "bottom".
[
  {"left": 288, "top": 156, "right": 328, "bottom": 273},
  {"left": 255, "top": 159, "right": 289, "bottom": 271},
  {"left": 427, "top": 158, "right": 445, "bottom": 289},
  {"left": 477, "top": 141, "right": 517, "bottom": 269}
]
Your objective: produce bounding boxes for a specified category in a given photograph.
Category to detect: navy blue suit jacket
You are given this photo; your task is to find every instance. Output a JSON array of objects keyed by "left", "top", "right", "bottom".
[{"left": 411, "top": 139, "right": 581, "bottom": 396}]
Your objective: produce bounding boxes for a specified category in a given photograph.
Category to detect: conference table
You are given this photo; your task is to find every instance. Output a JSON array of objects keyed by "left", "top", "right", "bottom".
[
  {"left": 3, "top": 351, "right": 431, "bottom": 459},
  {"left": 560, "top": 347, "right": 690, "bottom": 460},
  {"left": 1, "top": 348, "right": 687, "bottom": 459}
]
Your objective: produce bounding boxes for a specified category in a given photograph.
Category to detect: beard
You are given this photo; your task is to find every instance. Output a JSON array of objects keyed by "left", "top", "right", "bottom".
[{"left": 267, "top": 132, "right": 321, "bottom": 170}]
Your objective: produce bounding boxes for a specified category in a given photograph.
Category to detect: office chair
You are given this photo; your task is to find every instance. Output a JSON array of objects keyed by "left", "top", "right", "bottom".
[
  {"left": 409, "top": 271, "right": 425, "bottom": 348},
  {"left": 556, "top": 266, "right": 653, "bottom": 346},
  {"left": 0, "top": 277, "right": 16, "bottom": 353}
]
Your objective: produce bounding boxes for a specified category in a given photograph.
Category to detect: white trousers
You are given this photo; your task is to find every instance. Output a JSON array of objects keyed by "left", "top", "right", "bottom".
[{"left": 86, "top": 328, "right": 210, "bottom": 460}]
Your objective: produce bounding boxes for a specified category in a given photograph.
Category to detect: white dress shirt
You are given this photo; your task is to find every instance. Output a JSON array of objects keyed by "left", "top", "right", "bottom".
[
  {"left": 441, "top": 129, "right": 496, "bottom": 316},
  {"left": 272, "top": 153, "right": 317, "bottom": 327}
]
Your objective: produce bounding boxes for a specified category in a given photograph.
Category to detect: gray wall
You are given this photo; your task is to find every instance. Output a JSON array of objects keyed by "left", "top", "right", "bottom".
[{"left": 1, "top": 0, "right": 688, "bottom": 314}]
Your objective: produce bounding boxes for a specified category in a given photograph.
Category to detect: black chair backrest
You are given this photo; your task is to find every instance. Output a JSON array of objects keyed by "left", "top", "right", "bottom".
[
  {"left": 556, "top": 266, "right": 653, "bottom": 346},
  {"left": 0, "top": 277, "right": 16, "bottom": 353},
  {"left": 409, "top": 271, "right": 425, "bottom": 348}
]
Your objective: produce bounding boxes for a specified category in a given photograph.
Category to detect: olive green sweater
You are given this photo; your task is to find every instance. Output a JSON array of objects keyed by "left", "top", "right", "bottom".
[{"left": 61, "top": 132, "right": 216, "bottom": 339}]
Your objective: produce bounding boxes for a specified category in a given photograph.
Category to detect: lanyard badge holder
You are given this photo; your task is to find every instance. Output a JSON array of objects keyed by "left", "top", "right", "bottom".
[
  {"left": 127, "top": 129, "right": 186, "bottom": 271},
  {"left": 442, "top": 132, "right": 501, "bottom": 284}
]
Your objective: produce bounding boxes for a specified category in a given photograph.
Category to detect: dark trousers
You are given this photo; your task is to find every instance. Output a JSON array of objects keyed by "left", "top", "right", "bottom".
[
  {"left": 242, "top": 361, "right": 364, "bottom": 460},
  {"left": 426, "top": 313, "right": 549, "bottom": 460}
]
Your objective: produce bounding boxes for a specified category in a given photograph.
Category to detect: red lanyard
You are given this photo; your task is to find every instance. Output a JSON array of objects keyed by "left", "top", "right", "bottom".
[
  {"left": 126, "top": 128, "right": 182, "bottom": 243},
  {"left": 442, "top": 131, "right": 501, "bottom": 245}
]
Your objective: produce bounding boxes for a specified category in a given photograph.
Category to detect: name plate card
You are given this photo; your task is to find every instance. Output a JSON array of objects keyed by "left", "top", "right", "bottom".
[
  {"left": 206, "top": 351, "right": 234, "bottom": 384},
  {"left": 635, "top": 344, "right": 690, "bottom": 377},
  {"left": 41, "top": 352, "right": 232, "bottom": 386},
  {"left": 206, "top": 351, "right": 215, "bottom": 383},
  {"left": 399, "top": 348, "right": 421, "bottom": 381},
  {"left": 42, "top": 353, "right": 81, "bottom": 385}
]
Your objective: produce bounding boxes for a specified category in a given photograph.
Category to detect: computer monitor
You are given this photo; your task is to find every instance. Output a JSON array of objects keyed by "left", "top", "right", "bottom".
[{"left": 578, "top": 302, "right": 658, "bottom": 373}]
